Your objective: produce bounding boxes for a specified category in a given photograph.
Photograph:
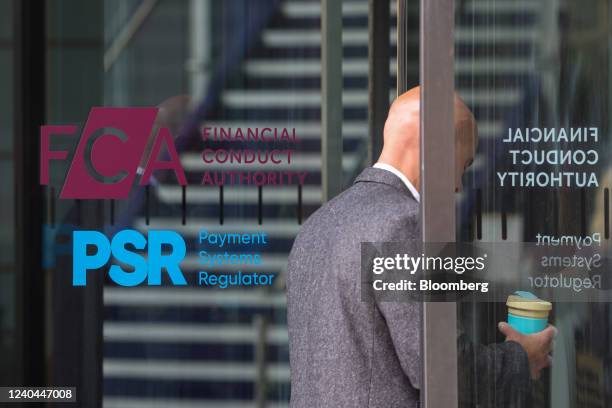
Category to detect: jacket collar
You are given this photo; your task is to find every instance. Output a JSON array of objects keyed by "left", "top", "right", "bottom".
[{"left": 354, "top": 167, "right": 416, "bottom": 201}]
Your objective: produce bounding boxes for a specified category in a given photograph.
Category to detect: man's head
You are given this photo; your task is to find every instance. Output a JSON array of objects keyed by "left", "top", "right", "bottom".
[{"left": 378, "top": 86, "right": 478, "bottom": 192}]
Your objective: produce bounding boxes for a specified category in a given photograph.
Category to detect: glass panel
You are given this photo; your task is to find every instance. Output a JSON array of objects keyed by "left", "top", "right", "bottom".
[
  {"left": 15, "top": 0, "right": 408, "bottom": 404},
  {"left": 45, "top": 1, "right": 104, "bottom": 401},
  {"left": 41, "top": 0, "right": 384, "bottom": 405},
  {"left": 455, "top": 0, "right": 612, "bottom": 406},
  {"left": 101, "top": 1, "right": 299, "bottom": 404}
]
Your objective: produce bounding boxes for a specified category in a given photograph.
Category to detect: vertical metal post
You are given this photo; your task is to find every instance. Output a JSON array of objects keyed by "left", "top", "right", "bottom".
[
  {"left": 254, "top": 315, "right": 268, "bottom": 408},
  {"left": 368, "top": 0, "right": 390, "bottom": 164},
  {"left": 321, "top": 0, "right": 343, "bottom": 201},
  {"left": 13, "top": 0, "right": 46, "bottom": 387},
  {"left": 420, "top": 0, "right": 458, "bottom": 407},
  {"left": 396, "top": 0, "right": 408, "bottom": 96},
  {"left": 81, "top": 203, "right": 105, "bottom": 407},
  {"left": 188, "top": 0, "right": 212, "bottom": 101}
]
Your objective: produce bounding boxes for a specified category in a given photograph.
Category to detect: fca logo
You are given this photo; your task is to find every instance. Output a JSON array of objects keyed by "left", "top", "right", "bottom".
[
  {"left": 40, "top": 107, "right": 186, "bottom": 199},
  {"left": 73, "top": 230, "right": 187, "bottom": 286}
]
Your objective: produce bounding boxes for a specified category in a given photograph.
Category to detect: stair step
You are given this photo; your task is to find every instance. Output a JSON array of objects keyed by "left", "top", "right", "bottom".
[
  {"left": 104, "top": 321, "right": 288, "bottom": 344},
  {"left": 134, "top": 218, "right": 302, "bottom": 237},
  {"left": 104, "top": 359, "right": 290, "bottom": 382},
  {"left": 281, "top": 0, "right": 538, "bottom": 17},
  {"left": 105, "top": 305, "right": 287, "bottom": 326},
  {"left": 243, "top": 58, "right": 533, "bottom": 77},
  {"left": 156, "top": 185, "right": 320, "bottom": 205},
  {"left": 104, "top": 397, "right": 288, "bottom": 408},
  {"left": 180, "top": 152, "right": 359, "bottom": 172},
  {"left": 262, "top": 27, "right": 536, "bottom": 48},
  {"left": 220, "top": 89, "right": 521, "bottom": 109},
  {"left": 105, "top": 288, "right": 286, "bottom": 308}
]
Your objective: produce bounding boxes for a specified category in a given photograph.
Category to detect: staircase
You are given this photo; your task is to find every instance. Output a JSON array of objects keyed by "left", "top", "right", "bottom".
[{"left": 102, "top": 1, "right": 537, "bottom": 406}]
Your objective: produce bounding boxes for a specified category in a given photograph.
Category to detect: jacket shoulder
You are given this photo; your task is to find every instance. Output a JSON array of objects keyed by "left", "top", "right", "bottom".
[{"left": 297, "top": 180, "right": 418, "bottom": 244}]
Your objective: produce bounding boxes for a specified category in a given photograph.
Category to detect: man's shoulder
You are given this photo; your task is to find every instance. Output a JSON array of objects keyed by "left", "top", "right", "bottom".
[
  {"left": 334, "top": 178, "right": 418, "bottom": 218},
  {"left": 299, "top": 179, "right": 418, "bottom": 239}
]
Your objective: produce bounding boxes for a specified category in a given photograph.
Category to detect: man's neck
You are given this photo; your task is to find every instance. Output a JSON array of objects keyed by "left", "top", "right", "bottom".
[
  {"left": 373, "top": 162, "right": 420, "bottom": 202},
  {"left": 376, "top": 158, "right": 420, "bottom": 192}
]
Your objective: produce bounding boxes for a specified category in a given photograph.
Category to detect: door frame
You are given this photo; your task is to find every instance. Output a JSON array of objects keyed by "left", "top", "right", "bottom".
[{"left": 397, "top": 0, "right": 459, "bottom": 406}]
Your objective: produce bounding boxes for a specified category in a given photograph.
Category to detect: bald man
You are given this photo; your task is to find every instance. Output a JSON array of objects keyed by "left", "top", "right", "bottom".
[{"left": 286, "top": 87, "right": 555, "bottom": 407}]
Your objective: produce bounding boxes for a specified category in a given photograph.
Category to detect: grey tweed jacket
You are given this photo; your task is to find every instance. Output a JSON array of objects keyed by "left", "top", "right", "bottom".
[{"left": 287, "top": 167, "right": 530, "bottom": 408}]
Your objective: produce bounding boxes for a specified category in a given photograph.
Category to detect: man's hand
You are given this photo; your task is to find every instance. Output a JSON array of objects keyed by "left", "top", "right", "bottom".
[{"left": 498, "top": 322, "right": 556, "bottom": 380}]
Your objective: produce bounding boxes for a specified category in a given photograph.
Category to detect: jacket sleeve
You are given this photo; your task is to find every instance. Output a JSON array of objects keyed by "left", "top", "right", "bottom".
[
  {"left": 376, "top": 301, "right": 422, "bottom": 390},
  {"left": 458, "top": 333, "right": 531, "bottom": 408},
  {"left": 377, "top": 301, "right": 531, "bottom": 407}
]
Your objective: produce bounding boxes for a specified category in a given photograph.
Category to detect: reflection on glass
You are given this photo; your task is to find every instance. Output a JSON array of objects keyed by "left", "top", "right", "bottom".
[
  {"left": 456, "top": 1, "right": 611, "bottom": 406},
  {"left": 96, "top": 0, "right": 381, "bottom": 406}
]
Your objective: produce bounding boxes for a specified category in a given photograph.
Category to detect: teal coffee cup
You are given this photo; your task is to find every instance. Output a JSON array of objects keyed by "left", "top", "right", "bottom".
[{"left": 506, "top": 291, "right": 552, "bottom": 335}]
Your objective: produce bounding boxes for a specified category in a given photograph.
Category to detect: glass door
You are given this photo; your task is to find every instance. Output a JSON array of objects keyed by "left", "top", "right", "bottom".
[
  {"left": 399, "top": 0, "right": 612, "bottom": 406},
  {"left": 454, "top": 0, "right": 611, "bottom": 406},
  {"left": 34, "top": 0, "right": 394, "bottom": 406}
]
